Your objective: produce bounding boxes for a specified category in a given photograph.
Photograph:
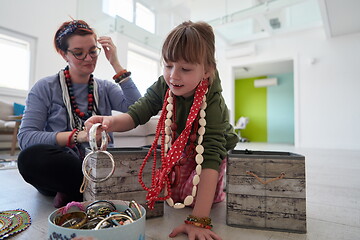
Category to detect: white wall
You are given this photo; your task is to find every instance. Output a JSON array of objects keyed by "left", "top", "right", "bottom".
[
  {"left": 217, "top": 28, "right": 360, "bottom": 150},
  {"left": 1, "top": 1, "right": 359, "bottom": 151},
  {"left": 0, "top": 0, "right": 79, "bottom": 84}
]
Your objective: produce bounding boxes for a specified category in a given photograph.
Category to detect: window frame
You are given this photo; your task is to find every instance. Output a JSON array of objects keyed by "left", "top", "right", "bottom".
[
  {"left": 127, "top": 42, "right": 160, "bottom": 95},
  {"left": 103, "top": 0, "right": 156, "bottom": 34},
  {"left": 0, "top": 27, "right": 36, "bottom": 98}
]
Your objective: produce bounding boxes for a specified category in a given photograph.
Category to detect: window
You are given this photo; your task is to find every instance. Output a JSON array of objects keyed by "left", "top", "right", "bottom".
[
  {"left": 103, "top": 0, "right": 133, "bottom": 22},
  {"left": 0, "top": 28, "right": 35, "bottom": 92},
  {"left": 127, "top": 44, "right": 159, "bottom": 96},
  {"left": 103, "top": 0, "right": 155, "bottom": 33},
  {"left": 135, "top": 2, "right": 155, "bottom": 33}
]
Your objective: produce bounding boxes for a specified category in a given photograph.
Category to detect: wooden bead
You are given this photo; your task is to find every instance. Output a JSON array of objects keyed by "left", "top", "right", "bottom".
[
  {"left": 200, "top": 109, "right": 206, "bottom": 118},
  {"left": 184, "top": 196, "right": 194, "bottom": 206},
  {"left": 167, "top": 96, "right": 173, "bottom": 103},
  {"left": 196, "top": 164, "right": 202, "bottom": 175},
  {"left": 165, "top": 119, "right": 172, "bottom": 127},
  {"left": 201, "top": 102, "right": 207, "bottom": 109},
  {"left": 166, "top": 103, "right": 173, "bottom": 111},
  {"left": 166, "top": 111, "right": 173, "bottom": 119},
  {"left": 192, "top": 186, "right": 197, "bottom": 197},
  {"left": 165, "top": 126, "right": 171, "bottom": 135},
  {"left": 197, "top": 135, "right": 203, "bottom": 145},
  {"left": 196, "top": 145, "right": 204, "bottom": 154},
  {"left": 192, "top": 175, "right": 200, "bottom": 185},
  {"left": 195, "top": 154, "right": 203, "bottom": 164},
  {"left": 198, "top": 126, "right": 205, "bottom": 135},
  {"left": 174, "top": 203, "right": 185, "bottom": 209},
  {"left": 166, "top": 198, "right": 174, "bottom": 207},
  {"left": 199, "top": 118, "right": 206, "bottom": 126}
]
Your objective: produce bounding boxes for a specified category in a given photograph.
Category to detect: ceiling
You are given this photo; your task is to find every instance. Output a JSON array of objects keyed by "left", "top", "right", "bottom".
[{"left": 142, "top": 0, "right": 360, "bottom": 79}]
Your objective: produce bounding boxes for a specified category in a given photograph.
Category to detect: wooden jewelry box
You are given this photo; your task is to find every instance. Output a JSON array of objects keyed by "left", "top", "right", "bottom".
[
  {"left": 226, "top": 149, "right": 306, "bottom": 233},
  {"left": 83, "top": 147, "right": 164, "bottom": 218}
]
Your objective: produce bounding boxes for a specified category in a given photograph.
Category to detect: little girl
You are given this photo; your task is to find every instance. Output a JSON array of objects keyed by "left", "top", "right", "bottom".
[{"left": 85, "top": 20, "right": 238, "bottom": 240}]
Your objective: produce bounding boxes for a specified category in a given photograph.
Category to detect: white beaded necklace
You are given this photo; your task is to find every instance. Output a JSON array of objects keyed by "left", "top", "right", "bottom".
[{"left": 164, "top": 89, "right": 208, "bottom": 209}]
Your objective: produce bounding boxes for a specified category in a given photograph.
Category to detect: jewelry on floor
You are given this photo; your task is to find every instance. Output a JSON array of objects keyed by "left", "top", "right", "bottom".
[{"left": 0, "top": 209, "right": 31, "bottom": 239}]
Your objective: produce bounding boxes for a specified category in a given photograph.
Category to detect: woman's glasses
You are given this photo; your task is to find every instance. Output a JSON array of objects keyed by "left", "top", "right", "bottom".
[{"left": 67, "top": 47, "right": 101, "bottom": 60}]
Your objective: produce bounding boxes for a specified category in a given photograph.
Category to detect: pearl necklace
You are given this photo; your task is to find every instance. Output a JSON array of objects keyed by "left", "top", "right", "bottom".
[
  {"left": 138, "top": 80, "right": 209, "bottom": 210},
  {"left": 164, "top": 90, "right": 208, "bottom": 209}
]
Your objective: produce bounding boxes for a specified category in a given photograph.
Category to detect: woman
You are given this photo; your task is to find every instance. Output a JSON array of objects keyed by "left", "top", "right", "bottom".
[{"left": 17, "top": 20, "right": 141, "bottom": 208}]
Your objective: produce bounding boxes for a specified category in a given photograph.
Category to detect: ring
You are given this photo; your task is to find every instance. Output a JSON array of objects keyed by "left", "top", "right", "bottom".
[
  {"left": 82, "top": 151, "right": 115, "bottom": 183},
  {"left": 89, "top": 123, "right": 108, "bottom": 152}
]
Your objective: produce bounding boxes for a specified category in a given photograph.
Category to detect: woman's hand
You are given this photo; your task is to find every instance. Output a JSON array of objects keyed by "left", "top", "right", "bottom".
[
  {"left": 76, "top": 130, "right": 88, "bottom": 144},
  {"left": 97, "top": 36, "right": 121, "bottom": 71},
  {"left": 169, "top": 223, "right": 222, "bottom": 240}
]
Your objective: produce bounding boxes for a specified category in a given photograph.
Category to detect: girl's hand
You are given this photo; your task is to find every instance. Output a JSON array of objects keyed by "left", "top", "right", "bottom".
[
  {"left": 84, "top": 115, "right": 113, "bottom": 133},
  {"left": 169, "top": 223, "right": 222, "bottom": 240},
  {"left": 97, "top": 36, "right": 120, "bottom": 68}
]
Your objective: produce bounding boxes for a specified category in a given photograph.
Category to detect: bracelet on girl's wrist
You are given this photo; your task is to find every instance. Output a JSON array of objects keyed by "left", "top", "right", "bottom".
[{"left": 184, "top": 215, "right": 213, "bottom": 230}]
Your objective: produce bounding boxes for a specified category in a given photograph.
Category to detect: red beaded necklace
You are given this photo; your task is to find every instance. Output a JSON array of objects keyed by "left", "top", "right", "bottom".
[{"left": 64, "top": 66, "right": 94, "bottom": 121}]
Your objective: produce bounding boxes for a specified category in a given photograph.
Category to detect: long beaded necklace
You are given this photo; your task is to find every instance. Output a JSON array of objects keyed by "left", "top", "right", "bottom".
[
  {"left": 64, "top": 66, "right": 94, "bottom": 125},
  {"left": 138, "top": 80, "right": 208, "bottom": 210}
]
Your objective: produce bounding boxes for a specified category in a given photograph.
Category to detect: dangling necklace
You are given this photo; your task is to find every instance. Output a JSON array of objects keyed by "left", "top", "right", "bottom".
[
  {"left": 167, "top": 94, "right": 200, "bottom": 188},
  {"left": 64, "top": 66, "right": 94, "bottom": 121},
  {"left": 138, "top": 80, "right": 208, "bottom": 210}
]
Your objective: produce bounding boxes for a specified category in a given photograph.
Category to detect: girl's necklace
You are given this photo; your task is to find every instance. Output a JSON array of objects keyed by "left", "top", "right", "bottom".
[{"left": 138, "top": 80, "right": 208, "bottom": 209}]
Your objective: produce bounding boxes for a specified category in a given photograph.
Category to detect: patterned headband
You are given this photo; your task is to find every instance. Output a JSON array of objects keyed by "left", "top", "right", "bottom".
[{"left": 56, "top": 20, "right": 91, "bottom": 46}]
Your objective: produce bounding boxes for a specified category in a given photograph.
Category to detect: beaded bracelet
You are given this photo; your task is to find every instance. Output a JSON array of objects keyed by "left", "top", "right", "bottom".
[
  {"left": 73, "top": 129, "right": 80, "bottom": 145},
  {"left": 114, "top": 71, "right": 131, "bottom": 83},
  {"left": 184, "top": 215, "right": 213, "bottom": 230},
  {"left": 113, "top": 69, "right": 128, "bottom": 80},
  {"left": 66, "top": 129, "right": 78, "bottom": 148}
]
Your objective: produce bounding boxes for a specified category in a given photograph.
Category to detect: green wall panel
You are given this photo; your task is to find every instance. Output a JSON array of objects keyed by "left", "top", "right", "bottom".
[{"left": 234, "top": 76, "right": 267, "bottom": 142}]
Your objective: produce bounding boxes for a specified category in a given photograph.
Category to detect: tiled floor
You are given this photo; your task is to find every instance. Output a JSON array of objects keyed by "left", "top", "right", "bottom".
[{"left": 1, "top": 143, "right": 360, "bottom": 240}]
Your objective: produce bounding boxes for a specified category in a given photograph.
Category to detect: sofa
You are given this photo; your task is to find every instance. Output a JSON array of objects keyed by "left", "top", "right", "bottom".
[
  {"left": 0, "top": 103, "right": 159, "bottom": 152},
  {"left": 0, "top": 100, "right": 23, "bottom": 155},
  {"left": 112, "top": 114, "right": 159, "bottom": 148}
]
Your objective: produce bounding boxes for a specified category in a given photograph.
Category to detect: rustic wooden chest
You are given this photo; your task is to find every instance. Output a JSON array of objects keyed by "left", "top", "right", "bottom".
[
  {"left": 226, "top": 149, "right": 306, "bottom": 233},
  {"left": 83, "top": 147, "right": 164, "bottom": 218}
]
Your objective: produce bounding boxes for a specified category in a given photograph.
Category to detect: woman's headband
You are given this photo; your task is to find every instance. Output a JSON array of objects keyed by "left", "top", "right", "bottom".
[{"left": 56, "top": 20, "right": 91, "bottom": 46}]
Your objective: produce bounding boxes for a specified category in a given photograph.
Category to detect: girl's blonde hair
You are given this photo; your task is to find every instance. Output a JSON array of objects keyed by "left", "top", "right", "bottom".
[{"left": 161, "top": 21, "right": 216, "bottom": 84}]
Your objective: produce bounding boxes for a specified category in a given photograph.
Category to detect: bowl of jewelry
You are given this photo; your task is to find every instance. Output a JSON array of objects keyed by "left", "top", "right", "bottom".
[{"left": 48, "top": 200, "right": 146, "bottom": 240}]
